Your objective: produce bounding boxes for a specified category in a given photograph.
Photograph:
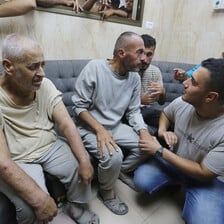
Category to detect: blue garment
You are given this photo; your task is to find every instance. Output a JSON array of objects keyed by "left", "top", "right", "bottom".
[
  {"left": 186, "top": 64, "right": 201, "bottom": 77},
  {"left": 133, "top": 158, "right": 224, "bottom": 224}
]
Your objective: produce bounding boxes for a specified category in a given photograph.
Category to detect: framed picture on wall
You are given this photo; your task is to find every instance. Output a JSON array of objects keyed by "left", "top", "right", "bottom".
[{"left": 36, "top": 0, "right": 145, "bottom": 27}]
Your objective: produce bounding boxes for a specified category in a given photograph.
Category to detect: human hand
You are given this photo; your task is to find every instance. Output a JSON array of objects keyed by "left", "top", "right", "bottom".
[
  {"left": 78, "top": 159, "right": 94, "bottom": 185},
  {"left": 99, "top": 8, "right": 114, "bottom": 20},
  {"left": 139, "top": 136, "right": 161, "bottom": 155},
  {"left": 173, "top": 68, "right": 188, "bottom": 82},
  {"left": 35, "top": 195, "right": 58, "bottom": 224},
  {"left": 148, "top": 82, "right": 164, "bottom": 99},
  {"left": 150, "top": 82, "right": 164, "bottom": 95},
  {"left": 141, "top": 82, "right": 160, "bottom": 105},
  {"left": 141, "top": 92, "right": 154, "bottom": 105},
  {"left": 139, "top": 129, "right": 154, "bottom": 142},
  {"left": 158, "top": 130, "right": 178, "bottom": 148},
  {"left": 65, "top": 0, "right": 83, "bottom": 13},
  {"left": 99, "top": 0, "right": 111, "bottom": 6},
  {"left": 96, "top": 126, "right": 119, "bottom": 157}
]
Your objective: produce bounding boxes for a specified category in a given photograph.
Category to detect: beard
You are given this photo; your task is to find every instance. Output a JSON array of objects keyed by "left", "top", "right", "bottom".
[{"left": 139, "top": 62, "right": 149, "bottom": 71}]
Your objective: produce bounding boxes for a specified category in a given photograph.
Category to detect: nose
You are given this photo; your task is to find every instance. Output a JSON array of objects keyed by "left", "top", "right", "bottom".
[
  {"left": 37, "top": 66, "right": 45, "bottom": 77},
  {"left": 183, "top": 79, "right": 188, "bottom": 88},
  {"left": 140, "top": 52, "right": 146, "bottom": 62}
]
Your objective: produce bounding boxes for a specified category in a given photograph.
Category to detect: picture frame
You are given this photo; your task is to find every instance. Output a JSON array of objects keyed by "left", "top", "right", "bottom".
[{"left": 36, "top": 0, "right": 145, "bottom": 27}]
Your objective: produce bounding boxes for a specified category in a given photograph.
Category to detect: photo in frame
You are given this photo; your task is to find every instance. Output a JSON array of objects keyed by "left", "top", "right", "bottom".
[{"left": 36, "top": 0, "right": 145, "bottom": 27}]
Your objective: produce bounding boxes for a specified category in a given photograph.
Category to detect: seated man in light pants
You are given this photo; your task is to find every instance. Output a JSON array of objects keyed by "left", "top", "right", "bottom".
[
  {"left": 134, "top": 58, "right": 224, "bottom": 224},
  {"left": 72, "top": 31, "right": 153, "bottom": 215},
  {"left": 0, "top": 33, "right": 99, "bottom": 224}
]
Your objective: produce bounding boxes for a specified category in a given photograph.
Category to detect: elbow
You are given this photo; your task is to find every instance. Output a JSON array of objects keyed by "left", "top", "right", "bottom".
[
  {"left": 27, "top": 0, "right": 37, "bottom": 10},
  {"left": 0, "top": 159, "right": 12, "bottom": 175},
  {"left": 30, "top": 3, "right": 37, "bottom": 10},
  {"left": 192, "top": 168, "right": 217, "bottom": 182},
  {"left": 194, "top": 174, "right": 215, "bottom": 182}
]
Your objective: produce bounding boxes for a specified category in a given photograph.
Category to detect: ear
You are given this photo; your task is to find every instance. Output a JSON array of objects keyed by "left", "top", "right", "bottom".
[
  {"left": 205, "top": 92, "right": 219, "bottom": 103},
  {"left": 2, "top": 59, "right": 14, "bottom": 75},
  {"left": 117, "top": 48, "right": 125, "bottom": 58}
]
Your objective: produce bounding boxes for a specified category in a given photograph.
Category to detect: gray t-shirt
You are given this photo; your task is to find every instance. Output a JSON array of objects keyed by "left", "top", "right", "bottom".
[
  {"left": 72, "top": 59, "right": 147, "bottom": 132},
  {"left": 164, "top": 97, "right": 224, "bottom": 182}
]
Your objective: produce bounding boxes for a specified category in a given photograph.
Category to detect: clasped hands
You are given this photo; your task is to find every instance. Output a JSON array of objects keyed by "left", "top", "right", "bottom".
[
  {"left": 141, "top": 82, "right": 163, "bottom": 105},
  {"left": 139, "top": 130, "right": 178, "bottom": 155}
]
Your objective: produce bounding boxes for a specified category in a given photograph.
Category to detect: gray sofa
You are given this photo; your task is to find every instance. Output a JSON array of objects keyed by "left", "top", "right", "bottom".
[{"left": 0, "top": 59, "right": 195, "bottom": 223}]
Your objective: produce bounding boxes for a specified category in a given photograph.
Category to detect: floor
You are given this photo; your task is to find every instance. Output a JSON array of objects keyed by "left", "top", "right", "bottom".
[{"left": 50, "top": 179, "right": 185, "bottom": 224}]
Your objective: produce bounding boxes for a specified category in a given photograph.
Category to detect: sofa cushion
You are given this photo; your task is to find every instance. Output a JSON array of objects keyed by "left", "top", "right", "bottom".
[{"left": 44, "top": 60, "right": 90, "bottom": 118}]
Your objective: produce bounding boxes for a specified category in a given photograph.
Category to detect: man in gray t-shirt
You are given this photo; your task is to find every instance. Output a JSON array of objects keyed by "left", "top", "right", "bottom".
[{"left": 134, "top": 58, "right": 224, "bottom": 224}]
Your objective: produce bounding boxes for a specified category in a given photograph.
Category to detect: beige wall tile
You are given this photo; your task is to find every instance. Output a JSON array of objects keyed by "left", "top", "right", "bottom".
[{"left": 0, "top": 0, "right": 223, "bottom": 63}]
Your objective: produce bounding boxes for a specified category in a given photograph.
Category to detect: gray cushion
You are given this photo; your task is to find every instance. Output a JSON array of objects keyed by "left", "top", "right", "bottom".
[{"left": 44, "top": 60, "right": 90, "bottom": 117}]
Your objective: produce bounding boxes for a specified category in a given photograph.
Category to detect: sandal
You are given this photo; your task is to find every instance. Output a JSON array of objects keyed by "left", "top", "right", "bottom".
[
  {"left": 75, "top": 209, "right": 100, "bottom": 224},
  {"left": 65, "top": 202, "right": 100, "bottom": 224},
  {"left": 97, "top": 191, "right": 128, "bottom": 215}
]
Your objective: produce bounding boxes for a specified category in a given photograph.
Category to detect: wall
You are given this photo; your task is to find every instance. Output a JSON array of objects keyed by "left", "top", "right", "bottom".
[{"left": 0, "top": 0, "right": 223, "bottom": 63}]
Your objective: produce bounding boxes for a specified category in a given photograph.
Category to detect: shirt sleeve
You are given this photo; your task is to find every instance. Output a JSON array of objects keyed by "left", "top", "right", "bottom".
[
  {"left": 39, "top": 78, "right": 62, "bottom": 121},
  {"left": 163, "top": 97, "right": 181, "bottom": 122},
  {"left": 72, "top": 60, "right": 96, "bottom": 116},
  {"left": 203, "top": 146, "right": 224, "bottom": 176}
]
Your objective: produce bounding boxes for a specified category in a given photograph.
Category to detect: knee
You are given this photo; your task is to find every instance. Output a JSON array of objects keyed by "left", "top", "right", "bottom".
[
  {"left": 17, "top": 205, "right": 35, "bottom": 224},
  {"left": 99, "top": 151, "right": 123, "bottom": 171},
  {"left": 133, "top": 166, "right": 152, "bottom": 192}
]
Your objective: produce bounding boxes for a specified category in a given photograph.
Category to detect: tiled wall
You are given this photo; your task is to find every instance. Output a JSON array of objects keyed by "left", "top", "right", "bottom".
[{"left": 0, "top": 0, "right": 223, "bottom": 63}]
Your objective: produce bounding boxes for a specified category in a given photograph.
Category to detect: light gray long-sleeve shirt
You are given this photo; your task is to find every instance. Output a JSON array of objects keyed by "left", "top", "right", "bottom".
[{"left": 72, "top": 59, "right": 147, "bottom": 132}]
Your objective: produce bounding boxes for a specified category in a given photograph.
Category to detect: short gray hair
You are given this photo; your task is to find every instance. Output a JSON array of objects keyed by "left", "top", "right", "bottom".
[{"left": 2, "top": 33, "right": 42, "bottom": 62}]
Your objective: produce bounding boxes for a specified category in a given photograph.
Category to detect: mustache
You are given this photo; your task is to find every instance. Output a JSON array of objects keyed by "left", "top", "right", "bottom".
[
  {"left": 140, "top": 62, "right": 149, "bottom": 67},
  {"left": 33, "top": 76, "right": 43, "bottom": 81}
]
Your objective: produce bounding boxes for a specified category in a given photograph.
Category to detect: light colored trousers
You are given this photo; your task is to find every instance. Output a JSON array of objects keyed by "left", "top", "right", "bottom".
[
  {"left": 78, "top": 122, "right": 149, "bottom": 191},
  {"left": 0, "top": 138, "right": 92, "bottom": 224}
]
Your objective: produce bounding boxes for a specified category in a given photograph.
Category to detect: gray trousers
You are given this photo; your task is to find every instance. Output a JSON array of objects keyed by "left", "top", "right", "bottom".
[
  {"left": 0, "top": 138, "right": 91, "bottom": 224},
  {"left": 78, "top": 123, "right": 149, "bottom": 191}
]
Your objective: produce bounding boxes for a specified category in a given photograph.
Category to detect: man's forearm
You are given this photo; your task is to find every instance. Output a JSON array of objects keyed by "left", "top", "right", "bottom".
[
  {"left": 37, "top": 0, "right": 77, "bottom": 7},
  {"left": 0, "top": 127, "right": 47, "bottom": 208},
  {"left": 37, "top": 0, "right": 63, "bottom": 6},
  {"left": 0, "top": 0, "right": 36, "bottom": 17},
  {"left": 79, "top": 110, "right": 105, "bottom": 133},
  {"left": 162, "top": 147, "right": 216, "bottom": 181},
  {"left": 158, "top": 112, "right": 170, "bottom": 135},
  {"left": 0, "top": 159, "right": 49, "bottom": 209}
]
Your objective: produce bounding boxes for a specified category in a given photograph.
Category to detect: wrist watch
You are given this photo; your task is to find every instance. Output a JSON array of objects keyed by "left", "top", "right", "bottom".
[{"left": 155, "top": 147, "right": 164, "bottom": 158}]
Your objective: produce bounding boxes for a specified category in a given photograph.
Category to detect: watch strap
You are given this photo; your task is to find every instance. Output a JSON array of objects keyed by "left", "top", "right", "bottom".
[{"left": 155, "top": 146, "right": 164, "bottom": 158}]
